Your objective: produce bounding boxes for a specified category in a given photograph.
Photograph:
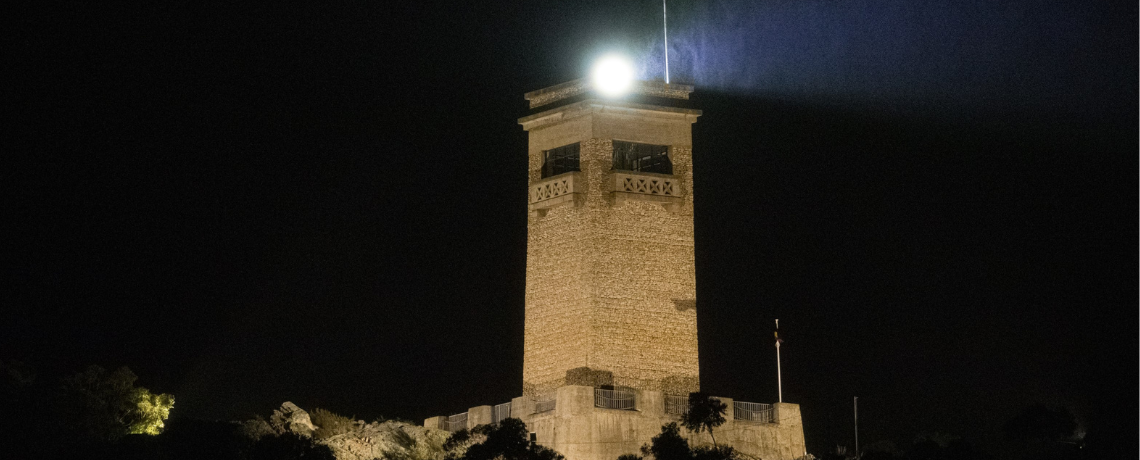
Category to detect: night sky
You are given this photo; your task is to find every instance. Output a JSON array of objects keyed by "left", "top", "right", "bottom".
[{"left": 6, "top": 0, "right": 1136, "bottom": 456}]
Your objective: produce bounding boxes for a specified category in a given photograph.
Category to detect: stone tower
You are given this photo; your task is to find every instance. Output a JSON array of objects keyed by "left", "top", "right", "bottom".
[
  {"left": 426, "top": 78, "right": 806, "bottom": 460},
  {"left": 518, "top": 79, "right": 703, "bottom": 397}
]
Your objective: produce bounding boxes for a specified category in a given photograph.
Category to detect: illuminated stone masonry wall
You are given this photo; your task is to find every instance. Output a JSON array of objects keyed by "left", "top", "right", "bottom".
[
  {"left": 426, "top": 389, "right": 807, "bottom": 460},
  {"left": 523, "top": 137, "right": 699, "bottom": 396},
  {"left": 523, "top": 202, "right": 592, "bottom": 395}
]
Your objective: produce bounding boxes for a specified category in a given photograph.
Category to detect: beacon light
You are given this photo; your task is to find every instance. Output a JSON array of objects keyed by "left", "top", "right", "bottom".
[{"left": 591, "top": 55, "right": 635, "bottom": 97}]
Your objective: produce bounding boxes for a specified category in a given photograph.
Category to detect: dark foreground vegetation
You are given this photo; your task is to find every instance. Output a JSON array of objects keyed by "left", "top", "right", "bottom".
[{"left": 2, "top": 361, "right": 1093, "bottom": 460}]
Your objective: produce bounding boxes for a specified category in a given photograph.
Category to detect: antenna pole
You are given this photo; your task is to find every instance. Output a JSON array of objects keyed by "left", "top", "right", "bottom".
[
  {"left": 775, "top": 319, "right": 782, "bottom": 403},
  {"left": 662, "top": 0, "right": 669, "bottom": 84},
  {"left": 854, "top": 396, "right": 859, "bottom": 458}
]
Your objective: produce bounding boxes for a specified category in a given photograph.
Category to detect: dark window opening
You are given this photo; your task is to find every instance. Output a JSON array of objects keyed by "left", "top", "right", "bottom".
[
  {"left": 612, "top": 141, "right": 672, "bottom": 174},
  {"left": 541, "top": 143, "right": 581, "bottom": 178}
]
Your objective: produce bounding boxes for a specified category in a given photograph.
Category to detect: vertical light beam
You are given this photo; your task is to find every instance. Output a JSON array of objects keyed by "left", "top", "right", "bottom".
[{"left": 662, "top": 0, "right": 669, "bottom": 84}]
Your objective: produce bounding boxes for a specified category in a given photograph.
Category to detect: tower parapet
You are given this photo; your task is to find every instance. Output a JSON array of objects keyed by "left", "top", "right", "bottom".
[{"left": 523, "top": 79, "right": 694, "bottom": 109}]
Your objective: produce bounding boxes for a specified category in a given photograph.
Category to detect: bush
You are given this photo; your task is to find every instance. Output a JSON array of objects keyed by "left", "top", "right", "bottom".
[
  {"left": 680, "top": 393, "right": 727, "bottom": 447},
  {"left": 692, "top": 445, "right": 737, "bottom": 460},
  {"left": 57, "top": 365, "right": 175, "bottom": 442},
  {"left": 248, "top": 431, "right": 336, "bottom": 460},
  {"left": 310, "top": 407, "right": 357, "bottom": 440},
  {"left": 640, "top": 423, "right": 692, "bottom": 460},
  {"left": 447, "top": 418, "right": 564, "bottom": 460}
]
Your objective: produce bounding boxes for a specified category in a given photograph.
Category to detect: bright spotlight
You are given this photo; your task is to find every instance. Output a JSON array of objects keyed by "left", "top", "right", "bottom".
[{"left": 591, "top": 55, "right": 635, "bottom": 97}]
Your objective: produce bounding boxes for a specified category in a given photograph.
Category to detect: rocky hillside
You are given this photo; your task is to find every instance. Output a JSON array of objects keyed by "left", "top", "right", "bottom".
[{"left": 247, "top": 402, "right": 451, "bottom": 460}]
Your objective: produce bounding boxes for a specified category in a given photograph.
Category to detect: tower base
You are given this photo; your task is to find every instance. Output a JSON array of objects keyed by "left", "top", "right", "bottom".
[{"left": 426, "top": 386, "right": 806, "bottom": 460}]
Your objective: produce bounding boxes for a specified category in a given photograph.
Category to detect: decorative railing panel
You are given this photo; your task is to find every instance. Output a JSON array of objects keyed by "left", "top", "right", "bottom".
[
  {"left": 493, "top": 402, "right": 512, "bottom": 424},
  {"left": 531, "top": 173, "right": 579, "bottom": 203},
  {"left": 614, "top": 173, "right": 677, "bottom": 197},
  {"left": 664, "top": 394, "right": 688, "bottom": 415},
  {"left": 594, "top": 388, "right": 636, "bottom": 410},
  {"left": 442, "top": 412, "right": 468, "bottom": 432},
  {"left": 733, "top": 401, "right": 773, "bottom": 423}
]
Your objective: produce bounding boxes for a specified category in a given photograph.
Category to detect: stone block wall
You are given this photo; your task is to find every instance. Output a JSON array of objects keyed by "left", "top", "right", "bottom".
[
  {"left": 424, "top": 388, "right": 806, "bottom": 460},
  {"left": 519, "top": 386, "right": 806, "bottom": 460},
  {"left": 523, "top": 125, "right": 699, "bottom": 396}
]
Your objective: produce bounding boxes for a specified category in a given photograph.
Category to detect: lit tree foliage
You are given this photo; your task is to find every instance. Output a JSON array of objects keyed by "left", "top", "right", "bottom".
[
  {"left": 58, "top": 365, "right": 175, "bottom": 440},
  {"left": 129, "top": 386, "right": 175, "bottom": 435}
]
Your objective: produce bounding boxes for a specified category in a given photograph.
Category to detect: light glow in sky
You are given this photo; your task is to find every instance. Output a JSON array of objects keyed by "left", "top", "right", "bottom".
[{"left": 591, "top": 55, "right": 635, "bottom": 97}]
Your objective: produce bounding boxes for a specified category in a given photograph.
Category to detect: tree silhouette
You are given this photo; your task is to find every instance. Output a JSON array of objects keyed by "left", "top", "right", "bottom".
[
  {"left": 635, "top": 423, "right": 737, "bottom": 460},
  {"left": 247, "top": 431, "right": 335, "bottom": 460},
  {"left": 1002, "top": 404, "right": 1080, "bottom": 460},
  {"left": 680, "top": 393, "right": 727, "bottom": 447},
  {"left": 448, "top": 418, "right": 564, "bottom": 460},
  {"left": 1002, "top": 404, "right": 1076, "bottom": 442},
  {"left": 692, "top": 445, "right": 737, "bottom": 460},
  {"left": 56, "top": 365, "right": 174, "bottom": 442},
  {"left": 640, "top": 422, "right": 692, "bottom": 460}
]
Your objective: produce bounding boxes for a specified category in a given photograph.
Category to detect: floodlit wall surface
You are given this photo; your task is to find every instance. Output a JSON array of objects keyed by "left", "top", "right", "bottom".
[
  {"left": 510, "top": 386, "right": 806, "bottom": 460},
  {"left": 522, "top": 104, "right": 701, "bottom": 396},
  {"left": 426, "top": 389, "right": 806, "bottom": 460}
]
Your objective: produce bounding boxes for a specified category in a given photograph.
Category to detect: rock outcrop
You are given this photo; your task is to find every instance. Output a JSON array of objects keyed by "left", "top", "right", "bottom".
[
  {"left": 249, "top": 402, "right": 451, "bottom": 460},
  {"left": 269, "top": 401, "right": 318, "bottom": 438},
  {"left": 321, "top": 420, "right": 449, "bottom": 460}
]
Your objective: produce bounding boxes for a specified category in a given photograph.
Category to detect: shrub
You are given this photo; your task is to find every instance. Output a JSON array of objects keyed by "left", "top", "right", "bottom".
[
  {"left": 640, "top": 423, "right": 692, "bottom": 460},
  {"left": 310, "top": 407, "right": 358, "bottom": 440},
  {"left": 248, "top": 431, "right": 336, "bottom": 460}
]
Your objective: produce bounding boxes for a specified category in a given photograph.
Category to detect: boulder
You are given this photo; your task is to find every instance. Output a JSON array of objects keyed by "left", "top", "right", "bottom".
[{"left": 269, "top": 401, "right": 318, "bottom": 437}]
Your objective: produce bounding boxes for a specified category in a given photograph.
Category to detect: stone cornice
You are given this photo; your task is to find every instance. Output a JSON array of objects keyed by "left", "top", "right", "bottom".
[{"left": 519, "top": 99, "right": 702, "bottom": 131}]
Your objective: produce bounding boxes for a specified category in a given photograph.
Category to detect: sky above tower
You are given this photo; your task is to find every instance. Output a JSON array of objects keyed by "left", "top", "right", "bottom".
[{"left": 5, "top": 0, "right": 1135, "bottom": 457}]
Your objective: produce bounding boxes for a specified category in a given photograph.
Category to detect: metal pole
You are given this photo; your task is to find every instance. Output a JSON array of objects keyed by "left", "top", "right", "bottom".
[
  {"left": 775, "top": 319, "right": 782, "bottom": 403},
  {"left": 854, "top": 396, "right": 859, "bottom": 458},
  {"left": 776, "top": 342, "right": 782, "bottom": 402},
  {"left": 662, "top": 0, "right": 670, "bottom": 84}
]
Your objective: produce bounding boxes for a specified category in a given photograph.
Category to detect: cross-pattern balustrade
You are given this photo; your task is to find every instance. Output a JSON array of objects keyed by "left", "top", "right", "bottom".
[
  {"left": 614, "top": 173, "right": 677, "bottom": 197},
  {"left": 531, "top": 173, "right": 579, "bottom": 204}
]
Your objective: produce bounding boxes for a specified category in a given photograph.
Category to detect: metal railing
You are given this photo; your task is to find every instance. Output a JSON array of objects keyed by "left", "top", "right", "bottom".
[
  {"left": 594, "top": 388, "right": 636, "bottom": 410},
  {"left": 493, "top": 402, "right": 512, "bottom": 424},
  {"left": 534, "top": 395, "right": 556, "bottom": 413},
  {"left": 442, "top": 412, "right": 468, "bottom": 432},
  {"left": 733, "top": 401, "right": 773, "bottom": 423},
  {"left": 664, "top": 394, "right": 688, "bottom": 415}
]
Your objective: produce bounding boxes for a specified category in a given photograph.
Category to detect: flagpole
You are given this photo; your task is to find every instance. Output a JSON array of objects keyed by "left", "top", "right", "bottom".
[
  {"left": 662, "top": 0, "right": 670, "bottom": 84},
  {"left": 854, "top": 396, "right": 859, "bottom": 458},
  {"left": 775, "top": 319, "right": 782, "bottom": 403}
]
